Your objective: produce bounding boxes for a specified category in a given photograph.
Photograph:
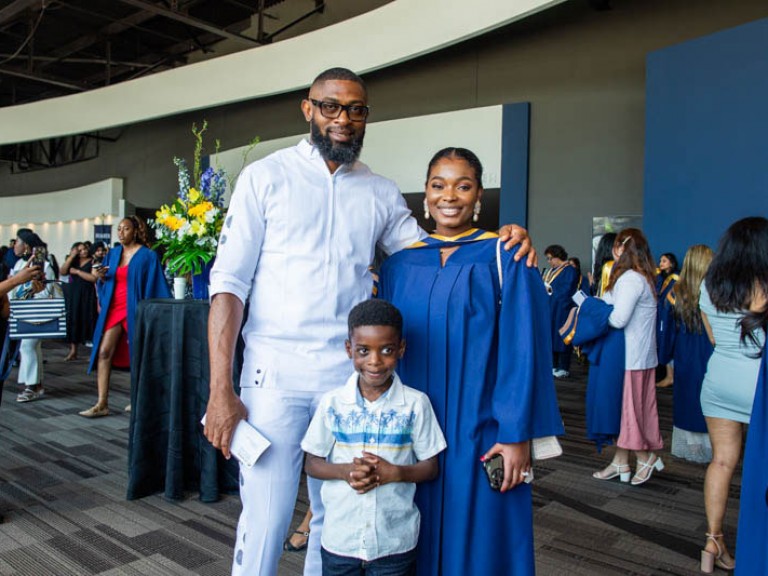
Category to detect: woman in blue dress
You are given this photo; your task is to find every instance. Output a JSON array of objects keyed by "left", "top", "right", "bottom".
[
  {"left": 658, "top": 245, "right": 713, "bottom": 463},
  {"left": 379, "top": 148, "right": 563, "bottom": 576},
  {"left": 698, "top": 217, "right": 767, "bottom": 573}
]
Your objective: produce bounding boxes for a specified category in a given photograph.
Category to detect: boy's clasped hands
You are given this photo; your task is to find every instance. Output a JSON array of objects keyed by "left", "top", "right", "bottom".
[{"left": 346, "top": 451, "right": 395, "bottom": 494}]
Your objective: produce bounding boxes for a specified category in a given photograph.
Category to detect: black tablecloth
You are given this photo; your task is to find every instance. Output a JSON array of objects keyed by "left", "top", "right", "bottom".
[{"left": 126, "top": 298, "right": 240, "bottom": 502}]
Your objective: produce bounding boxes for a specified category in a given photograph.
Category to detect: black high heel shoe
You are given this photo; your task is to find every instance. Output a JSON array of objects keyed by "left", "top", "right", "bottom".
[{"left": 283, "top": 530, "right": 310, "bottom": 552}]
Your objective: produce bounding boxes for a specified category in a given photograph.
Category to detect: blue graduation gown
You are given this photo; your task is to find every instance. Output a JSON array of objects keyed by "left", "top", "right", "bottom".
[
  {"left": 88, "top": 245, "right": 171, "bottom": 373},
  {"left": 735, "top": 349, "right": 768, "bottom": 575},
  {"left": 380, "top": 230, "right": 564, "bottom": 576},
  {"left": 577, "top": 273, "right": 590, "bottom": 296},
  {"left": 656, "top": 293, "right": 676, "bottom": 365},
  {"left": 545, "top": 264, "right": 579, "bottom": 353},
  {"left": 657, "top": 309, "right": 712, "bottom": 433},
  {"left": 656, "top": 274, "right": 678, "bottom": 353},
  {"left": 566, "top": 298, "right": 625, "bottom": 451}
]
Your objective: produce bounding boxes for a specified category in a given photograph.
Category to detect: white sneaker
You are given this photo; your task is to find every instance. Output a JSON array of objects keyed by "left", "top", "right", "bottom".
[{"left": 553, "top": 369, "right": 570, "bottom": 379}]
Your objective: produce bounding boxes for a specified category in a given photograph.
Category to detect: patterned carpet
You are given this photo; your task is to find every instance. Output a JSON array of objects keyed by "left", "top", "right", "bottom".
[{"left": 0, "top": 343, "right": 739, "bottom": 575}]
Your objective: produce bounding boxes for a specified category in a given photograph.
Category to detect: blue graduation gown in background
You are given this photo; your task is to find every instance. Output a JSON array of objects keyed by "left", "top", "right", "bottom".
[
  {"left": 546, "top": 264, "right": 579, "bottom": 354},
  {"left": 88, "top": 245, "right": 171, "bottom": 373},
  {"left": 736, "top": 349, "right": 768, "bottom": 575},
  {"left": 656, "top": 274, "right": 677, "bottom": 353},
  {"left": 567, "top": 297, "right": 625, "bottom": 451},
  {"left": 380, "top": 231, "right": 564, "bottom": 576},
  {"left": 657, "top": 308, "right": 712, "bottom": 433}
]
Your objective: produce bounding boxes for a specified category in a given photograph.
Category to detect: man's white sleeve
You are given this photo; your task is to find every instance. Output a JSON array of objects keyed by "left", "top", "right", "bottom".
[
  {"left": 209, "top": 166, "right": 266, "bottom": 304},
  {"left": 377, "top": 186, "right": 426, "bottom": 256}
]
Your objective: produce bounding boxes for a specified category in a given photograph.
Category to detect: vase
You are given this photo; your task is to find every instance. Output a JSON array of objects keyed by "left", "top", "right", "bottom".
[
  {"left": 173, "top": 277, "right": 187, "bottom": 300},
  {"left": 191, "top": 260, "right": 213, "bottom": 300}
]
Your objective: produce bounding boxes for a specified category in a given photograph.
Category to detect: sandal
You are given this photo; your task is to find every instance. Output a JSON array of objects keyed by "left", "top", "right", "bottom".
[
  {"left": 701, "top": 533, "right": 735, "bottom": 573},
  {"left": 631, "top": 453, "right": 664, "bottom": 486},
  {"left": 79, "top": 405, "right": 110, "bottom": 418},
  {"left": 283, "top": 530, "right": 310, "bottom": 552},
  {"left": 16, "top": 387, "right": 44, "bottom": 403},
  {"left": 592, "top": 462, "right": 631, "bottom": 482}
]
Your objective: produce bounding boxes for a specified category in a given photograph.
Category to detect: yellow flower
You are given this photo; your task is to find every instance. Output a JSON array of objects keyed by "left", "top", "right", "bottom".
[
  {"left": 165, "top": 215, "right": 185, "bottom": 231},
  {"left": 188, "top": 188, "right": 201, "bottom": 203},
  {"left": 190, "top": 220, "right": 206, "bottom": 237},
  {"left": 188, "top": 201, "right": 214, "bottom": 219}
]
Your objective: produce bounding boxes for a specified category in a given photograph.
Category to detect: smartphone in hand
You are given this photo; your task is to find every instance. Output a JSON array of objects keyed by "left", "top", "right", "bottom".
[
  {"left": 481, "top": 454, "right": 533, "bottom": 491},
  {"left": 30, "top": 247, "right": 47, "bottom": 267}
]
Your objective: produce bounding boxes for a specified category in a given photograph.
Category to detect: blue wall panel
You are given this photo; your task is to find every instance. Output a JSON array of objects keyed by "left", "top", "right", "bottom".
[
  {"left": 500, "top": 103, "right": 531, "bottom": 228},
  {"left": 644, "top": 18, "right": 768, "bottom": 261}
]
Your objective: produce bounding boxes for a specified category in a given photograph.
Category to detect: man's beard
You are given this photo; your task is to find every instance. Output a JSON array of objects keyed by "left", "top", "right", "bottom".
[{"left": 311, "top": 119, "right": 364, "bottom": 165}]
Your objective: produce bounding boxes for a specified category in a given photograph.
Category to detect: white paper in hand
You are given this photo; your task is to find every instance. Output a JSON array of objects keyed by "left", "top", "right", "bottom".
[
  {"left": 201, "top": 414, "right": 271, "bottom": 468},
  {"left": 572, "top": 290, "right": 588, "bottom": 307}
]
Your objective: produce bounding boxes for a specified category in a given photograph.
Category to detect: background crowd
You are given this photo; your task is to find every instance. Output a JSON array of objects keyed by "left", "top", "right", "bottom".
[{"left": 543, "top": 216, "right": 768, "bottom": 574}]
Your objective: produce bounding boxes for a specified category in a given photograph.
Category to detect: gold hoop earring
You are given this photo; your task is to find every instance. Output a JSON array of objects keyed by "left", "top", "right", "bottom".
[
  {"left": 423, "top": 200, "right": 430, "bottom": 220},
  {"left": 473, "top": 201, "right": 481, "bottom": 223}
]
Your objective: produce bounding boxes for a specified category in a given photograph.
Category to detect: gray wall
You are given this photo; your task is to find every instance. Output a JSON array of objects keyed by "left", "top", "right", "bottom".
[{"left": 2, "top": 0, "right": 767, "bottom": 265}]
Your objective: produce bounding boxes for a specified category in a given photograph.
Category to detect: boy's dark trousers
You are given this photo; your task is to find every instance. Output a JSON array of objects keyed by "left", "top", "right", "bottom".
[{"left": 321, "top": 547, "right": 416, "bottom": 576}]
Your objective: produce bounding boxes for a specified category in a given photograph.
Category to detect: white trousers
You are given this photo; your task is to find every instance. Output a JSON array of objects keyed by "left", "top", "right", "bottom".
[
  {"left": 18, "top": 339, "right": 42, "bottom": 385},
  {"left": 232, "top": 387, "right": 324, "bottom": 576}
]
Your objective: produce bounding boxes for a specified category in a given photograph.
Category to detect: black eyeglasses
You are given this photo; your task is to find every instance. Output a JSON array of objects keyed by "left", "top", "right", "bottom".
[{"left": 310, "top": 99, "right": 369, "bottom": 122}]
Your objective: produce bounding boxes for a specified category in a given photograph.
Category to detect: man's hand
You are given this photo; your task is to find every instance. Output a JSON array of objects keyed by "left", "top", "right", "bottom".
[
  {"left": 482, "top": 442, "right": 531, "bottom": 492},
  {"left": 498, "top": 224, "right": 537, "bottom": 267},
  {"left": 204, "top": 386, "right": 247, "bottom": 459},
  {"left": 207, "top": 293, "right": 246, "bottom": 459}
]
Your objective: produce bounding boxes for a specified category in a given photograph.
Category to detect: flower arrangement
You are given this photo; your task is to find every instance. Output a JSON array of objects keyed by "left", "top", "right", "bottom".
[{"left": 151, "top": 121, "right": 226, "bottom": 276}]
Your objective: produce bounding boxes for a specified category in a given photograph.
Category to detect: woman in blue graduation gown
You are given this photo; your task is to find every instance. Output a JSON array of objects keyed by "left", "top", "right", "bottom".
[
  {"left": 733, "top": 232, "right": 768, "bottom": 575},
  {"left": 736, "top": 345, "right": 768, "bottom": 575},
  {"left": 81, "top": 216, "right": 170, "bottom": 417},
  {"left": 655, "top": 252, "right": 679, "bottom": 388},
  {"left": 380, "top": 148, "right": 563, "bottom": 576},
  {"left": 658, "top": 245, "right": 714, "bottom": 463},
  {"left": 543, "top": 245, "right": 578, "bottom": 378}
]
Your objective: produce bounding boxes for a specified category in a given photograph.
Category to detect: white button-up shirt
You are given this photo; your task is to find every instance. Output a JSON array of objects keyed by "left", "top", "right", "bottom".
[
  {"left": 602, "top": 270, "right": 658, "bottom": 370},
  {"left": 301, "top": 372, "right": 447, "bottom": 561},
  {"left": 210, "top": 139, "right": 424, "bottom": 393}
]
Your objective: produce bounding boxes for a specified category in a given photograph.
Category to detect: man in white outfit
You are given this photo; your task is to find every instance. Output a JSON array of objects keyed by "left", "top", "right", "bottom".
[{"left": 204, "top": 67, "right": 533, "bottom": 576}]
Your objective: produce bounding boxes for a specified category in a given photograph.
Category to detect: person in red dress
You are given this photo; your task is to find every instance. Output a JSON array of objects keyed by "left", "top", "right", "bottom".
[{"left": 80, "top": 216, "right": 170, "bottom": 417}]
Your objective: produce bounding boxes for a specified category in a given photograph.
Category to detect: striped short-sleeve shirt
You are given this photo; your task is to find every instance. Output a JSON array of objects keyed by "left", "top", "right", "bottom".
[{"left": 301, "top": 371, "right": 446, "bottom": 561}]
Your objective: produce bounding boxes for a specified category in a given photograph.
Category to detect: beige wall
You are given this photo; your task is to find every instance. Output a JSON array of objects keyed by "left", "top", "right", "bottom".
[{"left": 2, "top": 0, "right": 766, "bottom": 265}]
